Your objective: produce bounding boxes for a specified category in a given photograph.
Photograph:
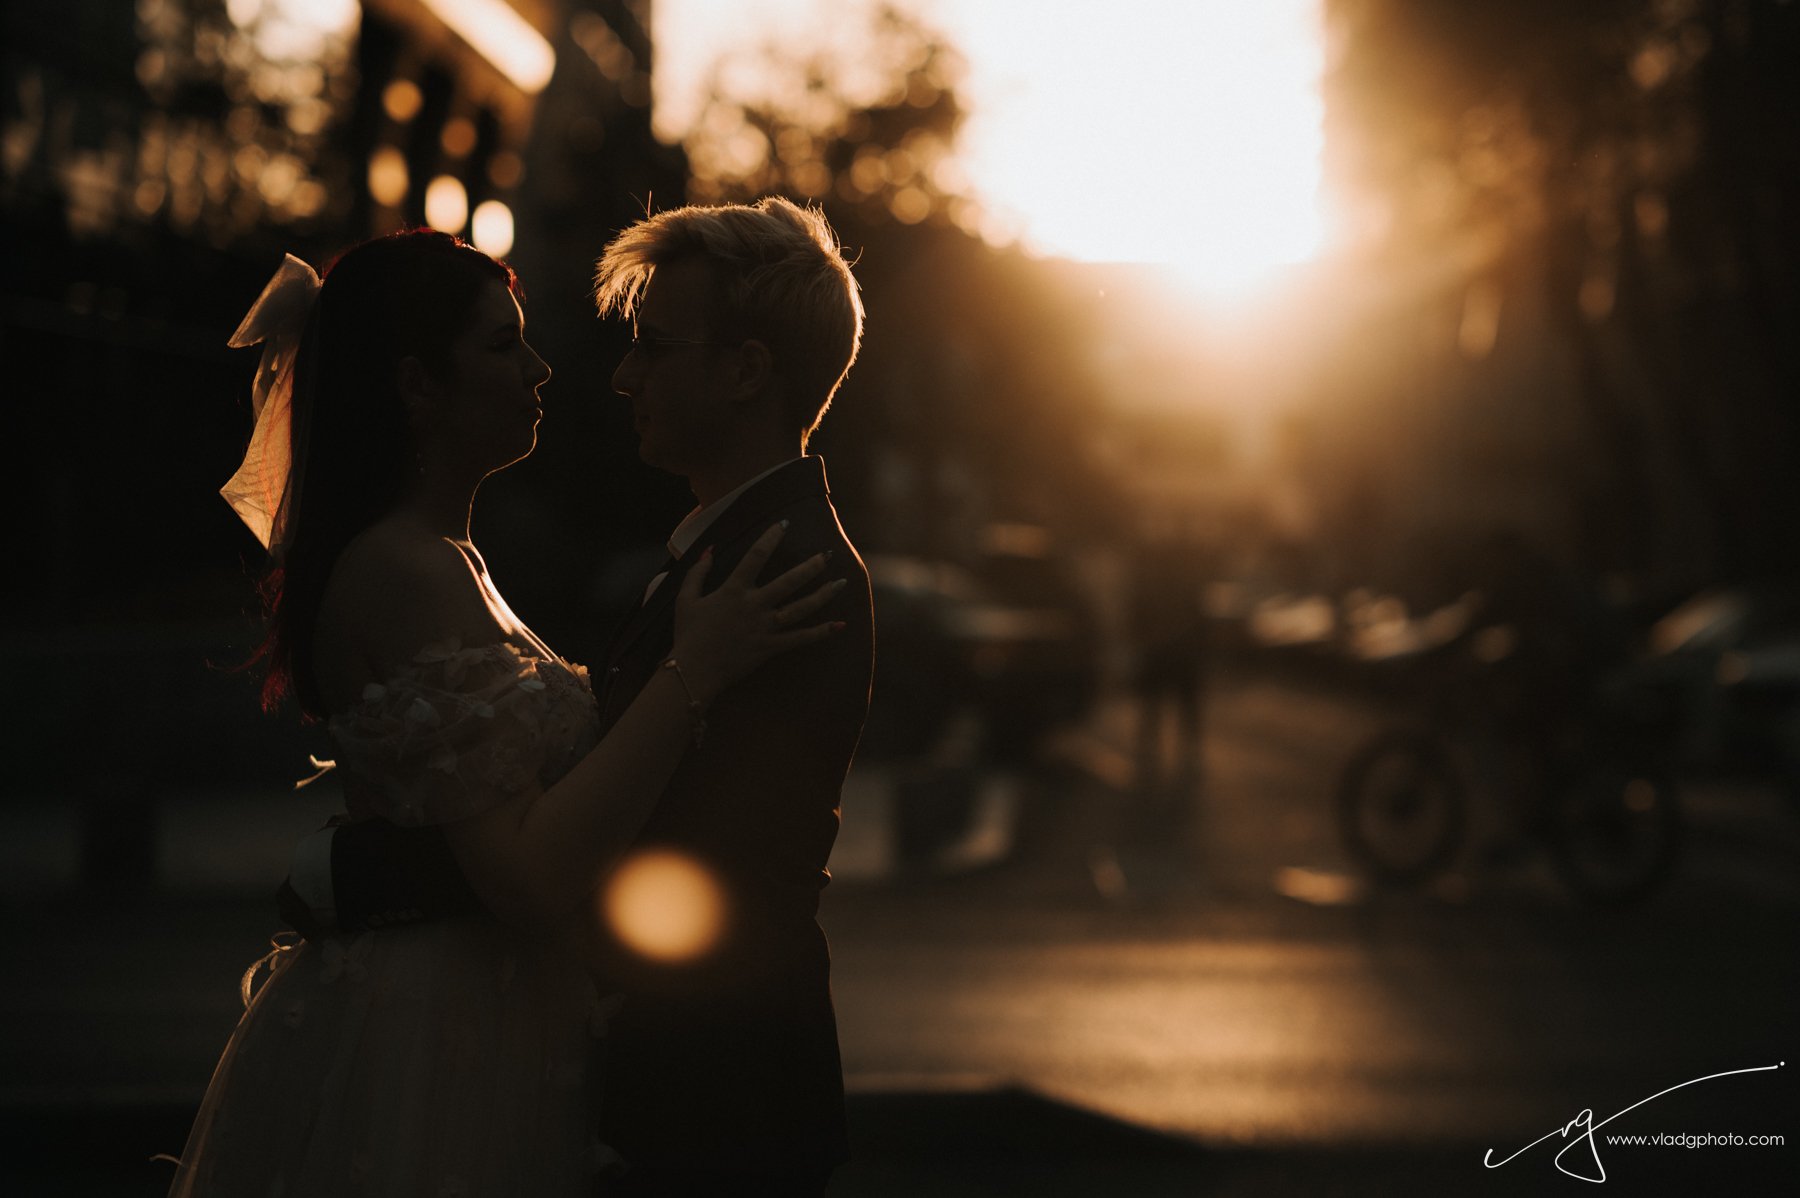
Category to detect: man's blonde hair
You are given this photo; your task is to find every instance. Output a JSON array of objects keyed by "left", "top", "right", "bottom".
[{"left": 594, "top": 196, "right": 865, "bottom": 442}]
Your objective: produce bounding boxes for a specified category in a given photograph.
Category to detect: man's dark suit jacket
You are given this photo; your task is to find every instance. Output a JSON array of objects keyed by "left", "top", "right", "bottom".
[{"left": 312, "top": 455, "right": 872, "bottom": 1175}]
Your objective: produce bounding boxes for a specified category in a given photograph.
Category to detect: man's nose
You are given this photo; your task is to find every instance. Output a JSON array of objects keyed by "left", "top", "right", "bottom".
[{"left": 611, "top": 353, "right": 640, "bottom": 397}]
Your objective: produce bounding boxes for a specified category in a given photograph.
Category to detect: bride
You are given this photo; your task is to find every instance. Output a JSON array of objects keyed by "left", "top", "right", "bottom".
[{"left": 168, "top": 230, "right": 844, "bottom": 1196}]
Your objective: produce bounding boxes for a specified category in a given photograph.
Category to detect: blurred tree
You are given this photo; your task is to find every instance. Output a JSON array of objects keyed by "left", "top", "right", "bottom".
[
  {"left": 681, "top": 1, "right": 974, "bottom": 231},
  {"left": 1326, "top": 0, "right": 1799, "bottom": 592}
]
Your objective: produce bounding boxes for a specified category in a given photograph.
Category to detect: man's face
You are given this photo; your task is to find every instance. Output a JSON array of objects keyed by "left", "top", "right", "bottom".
[{"left": 610, "top": 258, "right": 736, "bottom": 477}]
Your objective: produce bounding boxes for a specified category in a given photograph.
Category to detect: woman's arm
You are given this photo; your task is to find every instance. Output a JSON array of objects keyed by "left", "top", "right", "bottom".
[{"left": 436, "top": 526, "right": 842, "bottom": 931}]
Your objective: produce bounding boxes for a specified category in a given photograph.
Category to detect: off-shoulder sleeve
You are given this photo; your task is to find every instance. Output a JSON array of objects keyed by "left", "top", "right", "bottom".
[{"left": 326, "top": 640, "right": 589, "bottom": 827}]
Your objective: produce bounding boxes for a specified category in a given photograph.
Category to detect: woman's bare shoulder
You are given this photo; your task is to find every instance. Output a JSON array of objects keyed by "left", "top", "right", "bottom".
[
  {"left": 315, "top": 523, "right": 501, "bottom": 689},
  {"left": 330, "top": 521, "right": 471, "bottom": 592}
]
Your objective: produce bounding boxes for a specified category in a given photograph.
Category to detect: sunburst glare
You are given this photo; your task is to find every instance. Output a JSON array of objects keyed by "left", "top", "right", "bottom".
[{"left": 657, "top": 0, "right": 1330, "bottom": 296}]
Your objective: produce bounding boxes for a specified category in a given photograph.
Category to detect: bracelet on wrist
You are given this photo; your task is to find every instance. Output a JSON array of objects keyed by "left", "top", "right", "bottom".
[{"left": 661, "top": 657, "right": 708, "bottom": 750}]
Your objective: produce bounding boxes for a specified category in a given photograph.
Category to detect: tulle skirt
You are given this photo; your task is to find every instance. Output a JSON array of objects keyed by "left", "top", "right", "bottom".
[{"left": 167, "top": 918, "right": 616, "bottom": 1198}]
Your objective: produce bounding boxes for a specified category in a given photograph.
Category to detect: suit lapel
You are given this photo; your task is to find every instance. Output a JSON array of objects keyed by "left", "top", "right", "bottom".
[
  {"left": 604, "top": 554, "right": 688, "bottom": 666},
  {"left": 680, "top": 456, "right": 831, "bottom": 564},
  {"left": 603, "top": 456, "right": 833, "bottom": 675}
]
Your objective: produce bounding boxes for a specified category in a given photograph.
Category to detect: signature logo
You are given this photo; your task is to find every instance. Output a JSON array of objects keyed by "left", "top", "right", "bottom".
[{"left": 1483, "top": 1062, "right": 1783, "bottom": 1182}]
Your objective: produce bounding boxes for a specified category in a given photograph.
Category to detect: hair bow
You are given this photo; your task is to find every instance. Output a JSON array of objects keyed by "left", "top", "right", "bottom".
[{"left": 221, "top": 253, "right": 321, "bottom": 555}]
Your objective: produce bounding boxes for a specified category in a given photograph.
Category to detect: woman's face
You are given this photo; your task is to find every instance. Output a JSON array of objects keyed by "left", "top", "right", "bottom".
[{"left": 430, "top": 277, "right": 552, "bottom": 474}]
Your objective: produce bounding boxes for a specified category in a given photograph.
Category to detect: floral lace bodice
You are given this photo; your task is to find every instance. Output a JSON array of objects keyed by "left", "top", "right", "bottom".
[{"left": 326, "top": 638, "right": 601, "bottom": 826}]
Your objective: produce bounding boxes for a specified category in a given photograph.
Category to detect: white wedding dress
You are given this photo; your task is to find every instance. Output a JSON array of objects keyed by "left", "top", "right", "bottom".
[{"left": 168, "top": 641, "right": 616, "bottom": 1198}]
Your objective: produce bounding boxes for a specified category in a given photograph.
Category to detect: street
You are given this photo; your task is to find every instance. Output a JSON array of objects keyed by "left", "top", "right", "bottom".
[{"left": 3, "top": 665, "right": 1796, "bottom": 1195}]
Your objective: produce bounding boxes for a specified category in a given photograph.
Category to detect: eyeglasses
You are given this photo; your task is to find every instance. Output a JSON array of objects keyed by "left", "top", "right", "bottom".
[{"left": 627, "top": 333, "right": 736, "bottom": 360}]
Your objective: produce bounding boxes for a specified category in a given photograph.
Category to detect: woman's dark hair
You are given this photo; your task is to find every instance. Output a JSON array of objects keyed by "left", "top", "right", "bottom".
[{"left": 252, "top": 229, "right": 519, "bottom": 718}]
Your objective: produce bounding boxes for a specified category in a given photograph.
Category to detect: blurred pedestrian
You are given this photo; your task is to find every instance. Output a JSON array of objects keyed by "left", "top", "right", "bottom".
[{"left": 1124, "top": 513, "right": 1213, "bottom": 844}]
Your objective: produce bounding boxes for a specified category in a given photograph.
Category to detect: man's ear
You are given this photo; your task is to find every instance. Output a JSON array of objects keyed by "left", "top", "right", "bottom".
[{"left": 729, "top": 339, "right": 775, "bottom": 404}]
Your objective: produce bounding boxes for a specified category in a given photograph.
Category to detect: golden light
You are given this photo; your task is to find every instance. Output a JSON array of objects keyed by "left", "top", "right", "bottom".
[
  {"left": 424, "top": 174, "right": 469, "bottom": 232},
  {"left": 470, "top": 199, "right": 515, "bottom": 256},
  {"left": 258, "top": 153, "right": 301, "bottom": 205},
  {"left": 382, "top": 78, "right": 424, "bottom": 123},
  {"left": 367, "top": 144, "right": 409, "bottom": 206},
  {"left": 229, "top": 0, "right": 358, "bottom": 63},
  {"left": 601, "top": 850, "right": 727, "bottom": 963},
  {"left": 420, "top": 0, "right": 556, "bottom": 94},
  {"left": 657, "top": 0, "right": 1332, "bottom": 298},
  {"left": 945, "top": 0, "right": 1330, "bottom": 296},
  {"left": 440, "top": 115, "right": 479, "bottom": 157},
  {"left": 890, "top": 185, "right": 930, "bottom": 224},
  {"left": 487, "top": 150, "right": 524, "bottom": 189}
]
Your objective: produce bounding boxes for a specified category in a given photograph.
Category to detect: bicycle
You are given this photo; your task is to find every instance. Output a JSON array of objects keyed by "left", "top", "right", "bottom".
[{"left": 1335, "top": 618, "right": 1682, "bottom": 904}]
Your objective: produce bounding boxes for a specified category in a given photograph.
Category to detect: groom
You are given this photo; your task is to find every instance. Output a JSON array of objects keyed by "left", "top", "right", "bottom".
[{"left": 284, "top": 197, "right": 872, "bottom": 1196}]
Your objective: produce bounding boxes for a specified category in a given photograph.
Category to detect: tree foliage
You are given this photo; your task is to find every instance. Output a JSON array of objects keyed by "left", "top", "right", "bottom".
[{"left": 681, "top": 2, "right": 975, "bottom": 233}]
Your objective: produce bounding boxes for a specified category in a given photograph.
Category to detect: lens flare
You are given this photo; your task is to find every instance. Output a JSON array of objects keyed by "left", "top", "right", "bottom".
[{"left": 601, "top": 850, "right": 727, "bottom": 963}]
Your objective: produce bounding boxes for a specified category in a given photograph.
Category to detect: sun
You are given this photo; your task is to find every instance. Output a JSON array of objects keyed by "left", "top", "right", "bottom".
[
  {"left": 939, "top": 0, "right": 1329, "bottom": 297},
  {"left": 656, "top": 0, "right": 1331, "bottom": 297}
]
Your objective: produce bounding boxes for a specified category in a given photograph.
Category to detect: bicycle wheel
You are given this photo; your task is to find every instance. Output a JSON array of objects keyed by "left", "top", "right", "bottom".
[
  {"left": 1547, "top": 762, "right": 1681, "bottom": 904},
  {"left": 1335, "top": 731, "right": 1467, "bottom": 885}
]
